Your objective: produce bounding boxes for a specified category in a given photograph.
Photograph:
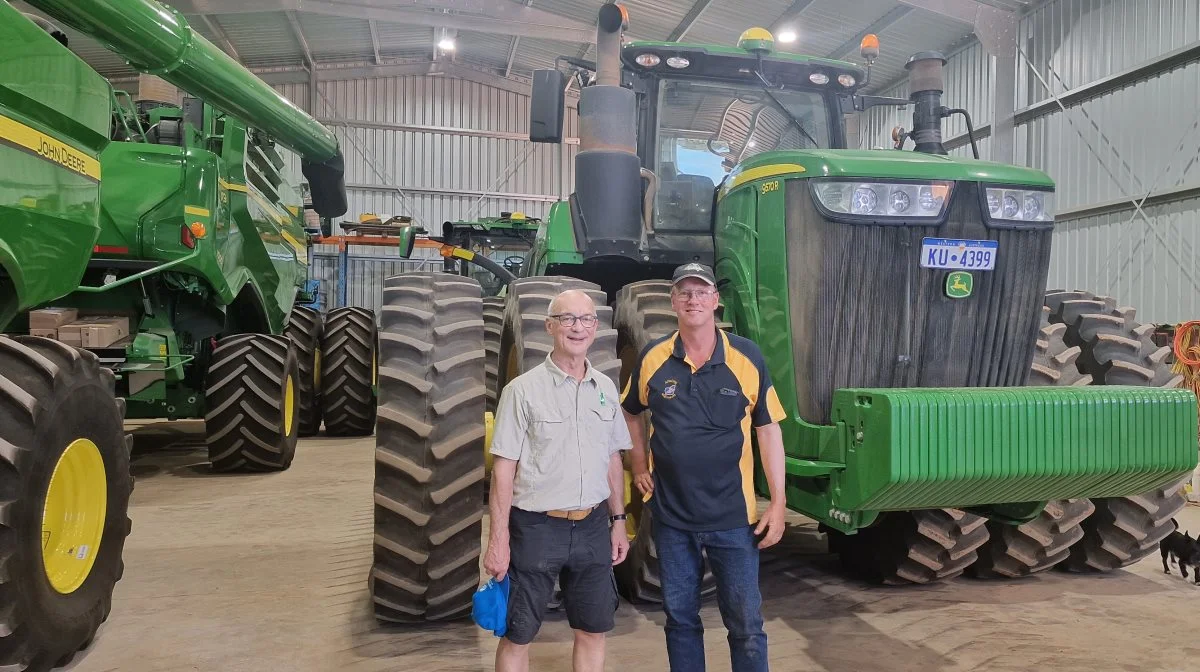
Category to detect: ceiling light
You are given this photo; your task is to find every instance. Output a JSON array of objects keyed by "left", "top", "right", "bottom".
[
  {"left": 777, "top": 29, "right": 797, "bottom": 43},
  {"left": 437, "top": 37, "right": 456, "bottom": 51}
]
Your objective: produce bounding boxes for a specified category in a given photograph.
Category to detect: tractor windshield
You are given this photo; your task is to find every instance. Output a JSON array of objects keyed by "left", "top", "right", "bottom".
[{"left": 653, "top": 78, "right": 832, "bottom": 231}]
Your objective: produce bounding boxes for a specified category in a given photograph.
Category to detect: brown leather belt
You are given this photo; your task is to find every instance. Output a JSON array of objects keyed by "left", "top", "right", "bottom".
[{"left": 544, "top": 505, "right": 596, "bottom": 521}]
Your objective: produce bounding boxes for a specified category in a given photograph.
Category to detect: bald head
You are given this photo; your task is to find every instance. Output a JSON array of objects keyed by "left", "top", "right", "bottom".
[
  {"left": 545, "top": 289, "right": 599, "bottom": 360},
  {"left": 547, "top": 289, "right": 595, "bottom": 316}
]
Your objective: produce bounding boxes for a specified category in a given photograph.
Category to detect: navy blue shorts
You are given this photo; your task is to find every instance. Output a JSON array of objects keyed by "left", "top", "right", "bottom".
[{"left": 505, "top": 504, "right": 618, "bottom": 644}]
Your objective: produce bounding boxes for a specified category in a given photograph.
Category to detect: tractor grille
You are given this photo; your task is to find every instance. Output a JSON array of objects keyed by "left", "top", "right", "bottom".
[{"left": 784, "top": 181, "right": 1054, "bottom": 425}]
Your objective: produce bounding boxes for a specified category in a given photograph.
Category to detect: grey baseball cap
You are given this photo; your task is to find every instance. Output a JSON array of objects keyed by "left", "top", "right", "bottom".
[{"left": 671, "top": 262, "right": 716, "bottom": 286}]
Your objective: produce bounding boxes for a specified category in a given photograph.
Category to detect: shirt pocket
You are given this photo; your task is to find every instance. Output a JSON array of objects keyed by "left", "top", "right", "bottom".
[
  {"left": 526, "top": 406, "right": 569, "bottom": 476},
  {"left": 707, "top": 386, "right": 747, "bottom": 429}
]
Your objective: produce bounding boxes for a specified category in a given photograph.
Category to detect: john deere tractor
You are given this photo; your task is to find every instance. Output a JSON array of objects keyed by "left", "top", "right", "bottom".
[
  {"left": 1, "top": 0, "right": 373, "bottom": 665},
  {"left": 370, "top": 5, "right": 1196, "bottom": 622}
]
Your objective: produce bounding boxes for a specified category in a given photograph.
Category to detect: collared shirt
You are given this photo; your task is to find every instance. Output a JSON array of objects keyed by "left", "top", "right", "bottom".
[
  {"left": 490, "top": 353, "right": 632, "bottom": 512},
  {"left": 621, "top": 329, "right": 787, "bottom": 532}
]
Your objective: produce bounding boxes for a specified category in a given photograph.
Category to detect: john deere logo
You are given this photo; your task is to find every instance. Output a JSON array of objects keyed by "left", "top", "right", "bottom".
[{"left": 946, "top": 271, "right": 973, "bottom": 298}]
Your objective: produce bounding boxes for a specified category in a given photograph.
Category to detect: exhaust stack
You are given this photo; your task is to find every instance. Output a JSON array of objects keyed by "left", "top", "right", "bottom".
[
  {"left": 573, "top": 3, "right": 643, "bottom": 259},
  {"left": 905, "top": 51, "right": 948, "bottom": 155}
]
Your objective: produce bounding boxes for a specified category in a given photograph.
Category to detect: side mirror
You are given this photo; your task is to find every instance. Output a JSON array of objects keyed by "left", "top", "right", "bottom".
[
  {"left": 530, "top": 69, "right": 566, "bottom": 143},
  {"left": 396, "top": 224, "right": 416, "bottom": 259}
]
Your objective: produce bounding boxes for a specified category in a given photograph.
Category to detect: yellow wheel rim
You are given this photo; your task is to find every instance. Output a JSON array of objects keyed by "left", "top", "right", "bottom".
[
  {"left": 372, "top": 349, "right": 377, "bottom": 388},
  {"left": 42, "top": 439, "right": 107, "bottom": 594},
  {"left": 484, "top": 411, "right": 495, "bottom": 475},
  {"left": 314, "top": 348, "right": 322, "bottom": 390},
  {"left": 284, "top": 375, "right": 295, "bottom": 436}
]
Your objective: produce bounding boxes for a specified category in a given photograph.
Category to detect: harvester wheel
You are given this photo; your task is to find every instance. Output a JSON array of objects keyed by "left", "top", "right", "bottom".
[
  {"left": 1047, "top": 291, "right": 1188, "bottom": 572},
  {"left": 0, "top": 336, "right": 132, "bottom": 670},
  {"left": 613, "top": 282, "right": 717, "bottom": 603},
  {"left": 969, "top": 306, "right": 1095, "bottom": 578},
  {"left": 482, "top": 296, "right": 505, "bottom": 413},
  {"left": 321, "top": 306, "right": 378, "bottom": 436},
  {"left": 833, "top": 508, "right": 990, "bottom": 584},
  {"left": 205, "top": 334, "right": 300, "bottom": 471},
  {"left": 283, "top": 305, "right": 324, "bottom": 436},
  {"left": 371, "top": 272, "right": 486, "bottom": 623}
]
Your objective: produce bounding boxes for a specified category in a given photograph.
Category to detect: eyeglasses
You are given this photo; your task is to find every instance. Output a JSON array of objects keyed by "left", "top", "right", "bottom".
[
  {"left": 673, "top": 288, "right": 717, "bottom": 300},
  {"left": 549, "top": 313, "right": 599, "bottom": 328}
]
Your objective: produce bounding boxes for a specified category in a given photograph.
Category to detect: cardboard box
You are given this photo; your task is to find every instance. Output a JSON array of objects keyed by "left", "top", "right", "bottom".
[
  {"left": 80, "top": 317, "right": 130, "bottom": 348},
  {"left": 137, "top": 74, "right": 181, "bottom": 106},
  {"left": 58, "top": 317, "right": 122, "bottom": 348},
  {"left": 29, "top": 328, "right": 58, "bottom": 339},
  {"left": 29, "top": 308, "right": 78, "bottom": 330}
]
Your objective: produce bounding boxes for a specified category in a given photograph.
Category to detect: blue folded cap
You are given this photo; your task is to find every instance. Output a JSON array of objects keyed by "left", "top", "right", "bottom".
[{"left": 472, "top": 575, "right": 510, "bottom": 637}]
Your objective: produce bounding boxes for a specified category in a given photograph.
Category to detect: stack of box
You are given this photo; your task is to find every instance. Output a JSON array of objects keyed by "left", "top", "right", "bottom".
[{"left": 27, "top": 309, "right": 130, "bottom": 348}]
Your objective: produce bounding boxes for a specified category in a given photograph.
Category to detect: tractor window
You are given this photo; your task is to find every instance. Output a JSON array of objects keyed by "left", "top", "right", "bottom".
[{"left": 653, "top": 79, "right": 831, "bottom": 232}]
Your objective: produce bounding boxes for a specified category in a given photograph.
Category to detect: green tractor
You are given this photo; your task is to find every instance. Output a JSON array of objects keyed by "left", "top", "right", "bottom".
[
  {"left": 371, "top": 6, "right": 1196, "bottom": 622},
  {"left": 0, "top": 0, "right": 368, "bottom": 665}
]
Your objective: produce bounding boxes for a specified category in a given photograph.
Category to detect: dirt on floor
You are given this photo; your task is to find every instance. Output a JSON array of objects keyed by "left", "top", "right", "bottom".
[{"left": 66, "top": 429, "right": 1199, "bottom": 672}]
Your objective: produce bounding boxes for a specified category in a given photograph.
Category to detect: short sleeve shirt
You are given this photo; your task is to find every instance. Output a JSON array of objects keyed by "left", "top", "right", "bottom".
[
  {"left": 490, "top": 354, "right": 631, "bottom": 512},
  {"left": 621, "top": 329, "right": 787, "bottom": 532}
]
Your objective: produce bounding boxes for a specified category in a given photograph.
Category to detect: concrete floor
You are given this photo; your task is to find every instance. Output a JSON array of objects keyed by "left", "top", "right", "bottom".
[{"left": 67, "top": 427, "right": 1198, "bottom": 672}]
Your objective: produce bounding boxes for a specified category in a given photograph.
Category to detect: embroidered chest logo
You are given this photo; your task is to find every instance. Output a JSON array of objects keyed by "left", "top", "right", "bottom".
[{"left": 662, "top": 379, "right": 678, "bottom": 400}]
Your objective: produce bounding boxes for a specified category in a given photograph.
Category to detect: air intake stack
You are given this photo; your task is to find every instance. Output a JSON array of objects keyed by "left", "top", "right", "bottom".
[{"left": 905, "top": 51, "right": 948, "bottom": 155}]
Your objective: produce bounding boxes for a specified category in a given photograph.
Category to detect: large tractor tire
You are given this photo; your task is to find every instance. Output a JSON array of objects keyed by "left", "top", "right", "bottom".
[
  {"left": 205, "top": 334, "right": 300, "bottom": 472},
  {"left": 1045, "top": 290, "right": 1188, "bottom": 572},
  {"left": 498, "top": 276, "right": 619, "bottom": 389},
  {"left": 969, "top": 307, "right": 1096, "bottom": 578},
  {"left": 283, "top": 305, "right": 324, "bottom": 437},
  {"left": 832, "top": 508, "right": 990, "bottom": 584},
  {"left": 371, "top": 272, "right": 486, "bottom": 623},
  {"left": 0, "top": 336, "right": 132, "bottom": 670},
  {"left": 320, "top": 306, "right": 378, "bottom": 436},
  {"left": 613, "top": 281, "right": 717, "bottom": 603},
  {"left": 482, "top": 296, "right": 505, "bottom": 413}
]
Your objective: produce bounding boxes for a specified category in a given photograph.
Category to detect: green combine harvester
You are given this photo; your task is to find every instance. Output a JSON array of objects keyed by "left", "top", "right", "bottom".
[
  {"left": 1, "top": 0, "right": 373, "bottom": 666},
  {"left": 373, "top": 3, "right": 1197, "bottom": 622}
]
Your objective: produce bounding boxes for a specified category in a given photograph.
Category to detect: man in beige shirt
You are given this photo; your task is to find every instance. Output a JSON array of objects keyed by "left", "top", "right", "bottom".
[{"left": 484, "top": 289, "right": 632, "bottom": 672}]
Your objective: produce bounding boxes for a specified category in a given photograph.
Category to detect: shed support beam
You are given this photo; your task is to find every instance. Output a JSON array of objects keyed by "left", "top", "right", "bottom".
[
  {"left": 769, "top": 0, "right": 816, "bottom": 33},
  {"left": 667, "top": 0, "right": 715, "bottom": 42},
  {"left": 368, "top": 20, "right": 382, "bottom": 64},
  {"left": 825, "top": 6, "right": 911, "bottom": 60},
  {"left": 199, "top": 15, "right": 241, "bottom": 62},
  {"left": 172, "top": 0, "right": 596, "bottom": 43}
]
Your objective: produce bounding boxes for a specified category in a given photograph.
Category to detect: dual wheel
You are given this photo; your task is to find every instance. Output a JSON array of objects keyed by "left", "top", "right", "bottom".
[
  {"left": 205, "top": 305, "right": 378, "bottom": 473},
  {"left": 831, "top": 289, "right": 1187, "bottom": 583}
]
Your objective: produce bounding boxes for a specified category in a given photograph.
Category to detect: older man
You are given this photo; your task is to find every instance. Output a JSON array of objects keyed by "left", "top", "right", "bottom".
[
  {"left": 484, "top": 288, "right": 632, "bottom": 672},
  {"left": 621, "top": 263, "right": 788, "bottom": 672}
]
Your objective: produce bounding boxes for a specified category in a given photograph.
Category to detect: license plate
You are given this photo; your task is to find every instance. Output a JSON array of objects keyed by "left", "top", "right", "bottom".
[{"left": 919, "top": 237, "right": 998, "bottom": 270}]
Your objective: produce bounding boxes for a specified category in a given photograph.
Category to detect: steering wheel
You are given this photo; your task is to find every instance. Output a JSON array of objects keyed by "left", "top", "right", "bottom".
[{"left": 503, "top": 255, "right": 525, "bottom": 272}]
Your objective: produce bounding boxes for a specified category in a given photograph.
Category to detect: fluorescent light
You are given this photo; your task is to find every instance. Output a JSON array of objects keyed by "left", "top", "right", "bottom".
[
  {"left": 437, "top": 37, "right": 456, "bottom": 51},
  {"left": 777, "top": 29, "right": 797, "bottom": 43}
]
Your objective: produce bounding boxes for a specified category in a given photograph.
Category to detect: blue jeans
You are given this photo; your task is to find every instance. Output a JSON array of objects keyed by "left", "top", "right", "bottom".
[{"left": 652, "top": 517, "right": 768, "bottom": 672}]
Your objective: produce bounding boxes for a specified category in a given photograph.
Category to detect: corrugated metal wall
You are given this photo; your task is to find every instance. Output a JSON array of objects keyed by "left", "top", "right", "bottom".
[
  {"left": 861, "top": 0, "right": 1200, "bottom": 323},
  {"left": 274, "top": 75, "right": 577, "bottom": 234},
  {"left": 270, "top": 72, "right": 576, "bottom": 316}
]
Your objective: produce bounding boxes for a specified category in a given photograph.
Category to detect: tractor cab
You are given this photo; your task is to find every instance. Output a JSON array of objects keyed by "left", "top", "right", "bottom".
[{"left": 529, "top": 21, "right": 905, "bottom": 295}]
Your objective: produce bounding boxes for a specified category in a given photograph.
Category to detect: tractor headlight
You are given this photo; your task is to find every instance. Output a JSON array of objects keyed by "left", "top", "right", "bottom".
[
  {"left": 982, "top": 187, "right": 1054, "bottom": 224},
  {"left": 811, "top": 179, "right": 953, "bottom": 222}
]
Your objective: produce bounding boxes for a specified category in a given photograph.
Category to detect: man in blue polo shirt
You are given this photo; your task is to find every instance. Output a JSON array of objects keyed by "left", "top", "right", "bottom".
[{"left": 621, "top": 262, "right": 787, "bottom": 672}]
